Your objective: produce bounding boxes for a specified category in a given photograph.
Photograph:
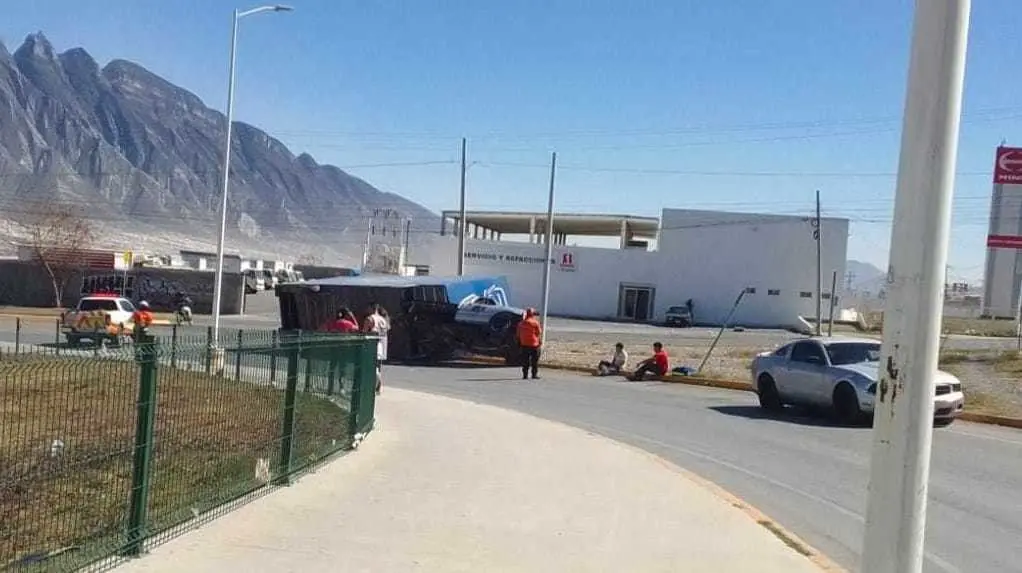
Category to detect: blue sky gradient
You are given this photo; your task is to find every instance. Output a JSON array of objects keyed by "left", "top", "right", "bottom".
[{"left": 5, "top": 0, "right": 1022, "bottom": 280}]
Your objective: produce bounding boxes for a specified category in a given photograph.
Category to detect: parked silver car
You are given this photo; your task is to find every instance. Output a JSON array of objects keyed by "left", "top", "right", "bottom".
[{"left": 750, "top": 337, "right": 965, "bottom": 425}]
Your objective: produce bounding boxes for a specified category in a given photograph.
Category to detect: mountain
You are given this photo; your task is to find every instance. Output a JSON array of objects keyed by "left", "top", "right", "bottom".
[
  {"left": 845, "top": 260, "right": 886, "bottom": 295},
  {"left": 0, "top": 32, "right": 436, "bottom": 263}
]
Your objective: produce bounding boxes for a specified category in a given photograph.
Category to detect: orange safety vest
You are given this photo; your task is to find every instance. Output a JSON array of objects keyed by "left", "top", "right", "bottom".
[{"left": 133, "top": 310, "right": 154, "bottom": 328}]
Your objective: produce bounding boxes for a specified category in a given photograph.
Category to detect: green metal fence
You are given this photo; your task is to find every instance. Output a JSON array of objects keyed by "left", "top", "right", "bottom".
[{"left": 0, "top": 330, "right": 378, "bottom": 572}]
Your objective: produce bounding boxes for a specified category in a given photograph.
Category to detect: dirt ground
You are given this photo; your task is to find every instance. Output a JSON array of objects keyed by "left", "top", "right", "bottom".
[
  {"left": 542, "top": 330, "right": 1022, "bottom": 418},
  {"left": 0, "top": 355, "right": 347, "bottom": 570}
]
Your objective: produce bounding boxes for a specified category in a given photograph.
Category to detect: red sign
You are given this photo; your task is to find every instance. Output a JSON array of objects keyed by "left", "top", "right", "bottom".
[
  {"left": 987, "top": 234, "right": 1022, "bottom": 249},
  {"left": 994, "top": 147, "right": 1022, "bottom": 184}
]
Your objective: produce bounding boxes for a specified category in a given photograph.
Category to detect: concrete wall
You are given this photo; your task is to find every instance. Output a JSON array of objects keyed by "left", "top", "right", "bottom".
[
  {"left": 0, "top": 260, "right": 243, "bottom": 314},
  {"left": 412, "top": 208, "right": 850, "bottom": 329},
  {"left": 84, "top": 267, "right": 244, "bottom": 314},
  {"left": 0, "top": 261, "right": 84, "bottom": 307}
]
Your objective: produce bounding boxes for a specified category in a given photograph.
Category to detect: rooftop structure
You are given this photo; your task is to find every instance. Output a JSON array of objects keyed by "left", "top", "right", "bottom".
[{"left": 439, "top": 210, "right": 659, "bottom": 248}]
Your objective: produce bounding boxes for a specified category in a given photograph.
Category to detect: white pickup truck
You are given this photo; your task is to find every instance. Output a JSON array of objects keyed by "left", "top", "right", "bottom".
[{"left": 61, "top": 295, "right": 137, "bottom": 347}]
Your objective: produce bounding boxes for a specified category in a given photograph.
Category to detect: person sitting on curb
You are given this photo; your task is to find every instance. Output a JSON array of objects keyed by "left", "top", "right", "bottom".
[
  {"left": 597, "top": 342, "right": 628, "bottom": 376},
  {"left": 629, "top": 342, "right": 669, "bottom": 381}
]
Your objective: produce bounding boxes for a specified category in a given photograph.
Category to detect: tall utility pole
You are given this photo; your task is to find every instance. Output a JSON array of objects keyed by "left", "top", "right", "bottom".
[
  {"left": 827, "top": 270, "right": 838, "bottom": 336},
  {"left": 861, "top": 2, "right": 970, "bottom": 573},
  {"left": 456, "top": 137, "right": 468, "bottom": 276},
  {"left": 815, "top": 190, "right": 823, "bottom": 336},
  {"left": 539, "top": 151, "right": 557, "bottom": 347}
]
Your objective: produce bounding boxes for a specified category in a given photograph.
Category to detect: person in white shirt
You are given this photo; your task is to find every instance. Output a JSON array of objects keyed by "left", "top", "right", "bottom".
[
  {"left": 597, "top": 343, "right": 628, "bottom": 376},
  {"left": 362, "top": 303, "right": 389, "bottom": 394}
]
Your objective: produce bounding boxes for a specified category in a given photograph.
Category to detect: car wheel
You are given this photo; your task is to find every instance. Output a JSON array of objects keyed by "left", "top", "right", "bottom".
[
  {"left": 833, "top": 383, "right": 862, "bottom": 425},
  {"left": 757, "top": 374, "right": 784, "bottom": 412}
]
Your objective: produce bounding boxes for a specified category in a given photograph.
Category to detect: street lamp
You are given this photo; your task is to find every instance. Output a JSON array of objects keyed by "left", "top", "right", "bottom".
[{"left": 210, "top": 4, "right": 293, "bottom": 353}]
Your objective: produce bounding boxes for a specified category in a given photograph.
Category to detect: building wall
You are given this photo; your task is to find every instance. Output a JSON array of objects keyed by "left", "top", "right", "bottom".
[
  {"left": 413, "top": 209, "right": 850, "bottom": 328},
  {"left": 0, "top": 261, "right": 243, "bottom": 314},
  {"left": 657, "top": 210, "right": 849, "bottom": 326}
]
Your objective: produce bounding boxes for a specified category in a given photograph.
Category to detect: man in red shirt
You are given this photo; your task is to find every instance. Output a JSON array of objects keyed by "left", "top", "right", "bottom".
[
  {"left": 324, "top": 308, "right": 359, "bottom": 333},
  {"left": 515, "top": 308, "right": 543, "bottom": 380},
  {"left": 629, "top": 342, "right": 669, "bottom": 381}
]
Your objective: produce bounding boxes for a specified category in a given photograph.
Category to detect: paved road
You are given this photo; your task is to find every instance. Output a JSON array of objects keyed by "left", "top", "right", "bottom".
[
  {"left": 384, "top": 364, "right": 1022, "bottom": 573},
  {"left": 2, "top": 308, "right": 1016, "bottom": 354}
]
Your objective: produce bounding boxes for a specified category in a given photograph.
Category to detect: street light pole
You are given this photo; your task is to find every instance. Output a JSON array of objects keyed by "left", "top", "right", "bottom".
[
  {"left": 861, "top": 2, "right": 970, "bottom": 572},
  {"left": 539, "top": 151, "right": 557, "bottom": 347},
  {"left": 211, "top": 4, "right": 293, "bottom": 352}
]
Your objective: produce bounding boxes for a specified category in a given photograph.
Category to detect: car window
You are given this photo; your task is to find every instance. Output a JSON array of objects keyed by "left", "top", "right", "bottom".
[
  {"left": 790, "top": 341, "right": 826, "bottom": 364},
  {"left": 119, "top": 300, "right": 136, "bottom": 312},
  {"left": 667, "top": 306, "right": 688, "bottom": 314},
  {"left": 825, "top": 343, "right": 881, "bottom": 365},
  {"left": 772, "top": 344, "right": 791, "bottom": 357},
  {"left": 78, "top": 299, "right": 118, "bottom": 312}
]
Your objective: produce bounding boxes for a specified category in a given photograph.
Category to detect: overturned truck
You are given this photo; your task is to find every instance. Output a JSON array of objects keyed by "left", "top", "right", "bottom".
[{"left": 275, "top": 274, "right": 526, "bottom": 363}]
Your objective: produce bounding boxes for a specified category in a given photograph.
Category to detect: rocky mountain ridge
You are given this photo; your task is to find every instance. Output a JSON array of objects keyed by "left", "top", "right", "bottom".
[{"left": 0, "top": 32, "right": 436, "bottom": 262}]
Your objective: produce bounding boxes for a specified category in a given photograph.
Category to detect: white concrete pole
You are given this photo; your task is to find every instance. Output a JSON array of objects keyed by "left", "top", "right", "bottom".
[
  {"left": 539, "top": 152, "right": 557, "bottom": 347},
  {"left": 457, "top": 137, "right": 467, "bottom": 275},
  {"left": 861, "top": 2, "right": 970, "bottom": 573}
]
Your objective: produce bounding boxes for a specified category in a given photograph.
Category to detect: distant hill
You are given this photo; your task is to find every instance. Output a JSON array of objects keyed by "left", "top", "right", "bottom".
[
  {"left": 0, "top": 32, "right": 437, "bottom": 263},
  {"left": 846, "top": 260, "right": 886, "bottom": 295}
]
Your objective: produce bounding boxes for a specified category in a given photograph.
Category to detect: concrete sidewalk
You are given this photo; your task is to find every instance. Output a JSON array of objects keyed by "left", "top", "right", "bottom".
[{"left": 115, "top": 389, "right": 830, "bottom": 573}]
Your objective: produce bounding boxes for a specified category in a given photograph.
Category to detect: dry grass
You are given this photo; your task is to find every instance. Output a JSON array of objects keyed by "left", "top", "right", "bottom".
[
  {"left": 0, "top": 356, "right": 348, "bottom": 569},
  {"left": 864, "top": 311, "right": 1020, "bottom": 338}
]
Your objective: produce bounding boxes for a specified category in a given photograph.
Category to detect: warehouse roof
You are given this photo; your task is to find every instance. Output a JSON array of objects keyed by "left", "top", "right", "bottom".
[{"left": 440, "top": 210, "right": 659, "bottom": 237}]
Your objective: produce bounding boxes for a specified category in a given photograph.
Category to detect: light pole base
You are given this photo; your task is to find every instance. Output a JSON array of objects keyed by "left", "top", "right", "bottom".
[{"left": 210, "top": 347, "right": 227, "bottom": 376}]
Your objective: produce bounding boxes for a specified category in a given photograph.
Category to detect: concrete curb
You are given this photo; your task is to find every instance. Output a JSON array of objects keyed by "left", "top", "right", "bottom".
[{"left": 463, "top": 357, "right": 1022, "bottom": 431}]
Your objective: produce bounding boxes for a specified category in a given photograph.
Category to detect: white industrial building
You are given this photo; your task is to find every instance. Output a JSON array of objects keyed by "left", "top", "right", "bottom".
[{"left": 413, "top": 208, "right": 849, "bottom": 329}]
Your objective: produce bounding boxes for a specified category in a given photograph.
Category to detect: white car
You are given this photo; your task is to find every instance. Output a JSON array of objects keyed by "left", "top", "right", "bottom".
[
  {"left": 750, "top": 337, "right": 965, "bottom": 425},
  {"left": 61, "top": 295, "right": 137, "bottom": 346}
]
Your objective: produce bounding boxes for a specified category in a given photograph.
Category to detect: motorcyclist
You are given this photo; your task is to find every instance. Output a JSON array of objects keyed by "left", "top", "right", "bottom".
[
  {"left": 133, "top": 301, "right": 154, "bottom": 330},
  {"left": 173, "top": 291, "right": 193, "bottom": 324}
]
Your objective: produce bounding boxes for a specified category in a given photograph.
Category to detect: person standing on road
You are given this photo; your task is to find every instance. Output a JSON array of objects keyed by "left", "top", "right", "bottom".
[
  {"left": 516, "top": 308, "right": 543, "bottom": 380},
  {"left": 362, "top": 303, "right": 389, "bottom": 394},
  {"left": 132, "top": 301, "right": 154, "bottom": 329},
  {"left": 325, "top": 308, "right": 359, "bottom": 333}
]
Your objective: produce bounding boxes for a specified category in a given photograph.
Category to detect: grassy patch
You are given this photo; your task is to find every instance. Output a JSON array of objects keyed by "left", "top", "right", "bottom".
[{"left": 0, "top": 355, "right": 349, "bottom": 570}]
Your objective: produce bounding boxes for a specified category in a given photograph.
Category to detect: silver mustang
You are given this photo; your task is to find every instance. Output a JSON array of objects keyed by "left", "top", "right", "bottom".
[{"left": 750, "top": 337, "right": 965, "bottom": 425}]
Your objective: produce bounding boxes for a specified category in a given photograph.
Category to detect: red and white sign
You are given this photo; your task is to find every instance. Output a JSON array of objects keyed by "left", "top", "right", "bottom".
[
  {"left": 987, "top": 234, "right": 1022, "bottom": 249},
  {"left": 558, "top": 252, "right": 576, "bottom": 271},
  {"left": 993, "top": 147, "right": 1022, "bottom": 184}
]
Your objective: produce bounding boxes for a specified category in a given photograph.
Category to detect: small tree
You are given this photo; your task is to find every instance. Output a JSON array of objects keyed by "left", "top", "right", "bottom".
[{"left": 22, "top": 203, "right": 94, "bottom": 307}]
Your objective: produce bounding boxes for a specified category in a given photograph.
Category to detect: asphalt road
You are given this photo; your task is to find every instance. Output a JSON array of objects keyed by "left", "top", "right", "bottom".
[
  {"left": 384, "top": 364, "right": 1022, "bottom": 573},
  {"left": 2, "top": 306, "right": 1016, "bottom": 354}
]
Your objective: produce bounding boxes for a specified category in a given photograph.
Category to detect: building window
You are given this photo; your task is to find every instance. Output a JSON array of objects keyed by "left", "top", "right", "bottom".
[
  {"left": 800, "top": 291, "right": 813, "bottom": 298},
  {"left": 768, "top": 289, "right": 780, "bottom": 296},
  {"left": 745, "top": 287, "right": 756, "bottom": 294},
  {"left": 822, "top": 293, "right": 832, "bottom": 300}
]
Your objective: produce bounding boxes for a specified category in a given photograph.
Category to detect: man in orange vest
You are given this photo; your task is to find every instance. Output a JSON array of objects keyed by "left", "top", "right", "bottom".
[
  {"left": 133, "top": 301, "right": 155, "bottom": 330},
  {"left": 516, "top": 308, "right": 543, "bottom": 380}
]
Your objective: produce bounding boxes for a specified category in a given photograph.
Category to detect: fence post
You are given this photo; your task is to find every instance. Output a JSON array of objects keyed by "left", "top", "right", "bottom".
[
  {"left": 269, "top": 330, "right": 278, "bottom": 385},
  {"left": 170, "top": 324, "right": 178, "bottom": 369},
  {"left": 14, "top": 317, "right": 20, "bottom": 355},
  {"left": 274, "top": 338, "right": 300, "bottom": 486},
  {"left": 124, "top": 331, "right": 159, "bottom": 557},
  {"left": 54, "top": 318, "right": 61, "bottom": 355},
  {"left": 348, "top": 340, "right": 366, "bottom": 438},
  {"left": 204, "top": 326, "right": 213, "bottom": 374},
  {"left": 235, "top": 330, "right": 243, "bottom": 381}
]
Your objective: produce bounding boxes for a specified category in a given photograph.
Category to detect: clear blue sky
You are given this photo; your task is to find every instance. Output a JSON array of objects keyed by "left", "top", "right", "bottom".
[{"left": 4, "top": 0, "right": 1021, "bottom": 280}]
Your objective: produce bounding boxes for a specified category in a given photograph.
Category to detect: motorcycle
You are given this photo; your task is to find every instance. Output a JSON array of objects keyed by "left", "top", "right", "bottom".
[{"left": 175, "top": 304, "right": 193, "bottom": 326}]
